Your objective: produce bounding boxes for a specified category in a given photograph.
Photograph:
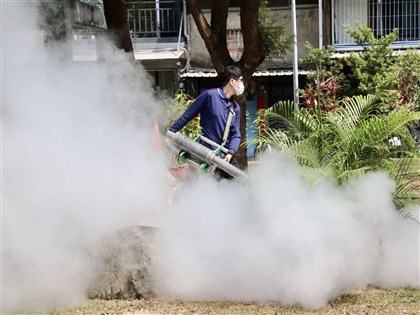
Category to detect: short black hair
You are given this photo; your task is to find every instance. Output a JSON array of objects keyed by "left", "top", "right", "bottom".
[{"left": 219, "top": 65, "right": 243, "bottom": 86}]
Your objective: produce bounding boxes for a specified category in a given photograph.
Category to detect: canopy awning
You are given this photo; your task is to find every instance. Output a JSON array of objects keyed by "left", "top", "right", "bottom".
[
  {"left": 134, "top": 49, "right": 185, "bottom": 70},
  {"left": 180, "top": 69, "right": 309, "bottom": 78},
  {"left": 134, "top": 49, "right": 185, "bottom": 61}
]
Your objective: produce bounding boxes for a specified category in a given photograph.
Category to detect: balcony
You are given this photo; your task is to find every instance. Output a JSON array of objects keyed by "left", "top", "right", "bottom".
[{"left": 126, "top": 0, "right": 186, "bottom": 50}]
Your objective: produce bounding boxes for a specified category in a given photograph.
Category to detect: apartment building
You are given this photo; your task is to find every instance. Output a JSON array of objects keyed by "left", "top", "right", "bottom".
[
  {"left": 124, "top": 0, "right": 419, "bottom": 156},
  {"left": 70, "top": 0, "right": 420, "bottom": 156},
  {"left": 68, "top": 0, "right": 420, "bottom": 98},
  {"left": 126, "top": 0, "right": 320, "bottom": 98}
]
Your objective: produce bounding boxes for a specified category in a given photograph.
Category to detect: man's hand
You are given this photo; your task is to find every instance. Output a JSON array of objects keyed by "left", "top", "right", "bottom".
[{"left": 224, "top": 153, "right": 233, "bottom": 163}]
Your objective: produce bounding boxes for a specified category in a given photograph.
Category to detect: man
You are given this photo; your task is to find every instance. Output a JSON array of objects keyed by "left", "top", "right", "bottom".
[{"left": 169, "top": 65, "right": 244, "bottom": 179}]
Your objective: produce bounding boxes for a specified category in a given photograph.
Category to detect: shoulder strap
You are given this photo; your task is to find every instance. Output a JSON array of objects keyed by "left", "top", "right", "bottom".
[{"left": 222, "top": 104, "right": 235, "bottom": 146}]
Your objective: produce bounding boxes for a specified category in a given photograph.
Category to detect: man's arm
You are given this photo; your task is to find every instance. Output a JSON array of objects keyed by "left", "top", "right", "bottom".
[{"left": 169, "top": 92, "right": 208, "bottom": 132}]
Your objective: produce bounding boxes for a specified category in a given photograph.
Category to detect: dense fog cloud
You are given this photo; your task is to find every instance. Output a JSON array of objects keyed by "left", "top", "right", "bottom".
[
  {"left": 1, "top": 1, "right": 418, "bottom": 313},
  {"left": 158, "top": 156, "right": 419, "bottom": 309},
  {"left": 2, "top": 2, "right": 169, "bottom": 312}
]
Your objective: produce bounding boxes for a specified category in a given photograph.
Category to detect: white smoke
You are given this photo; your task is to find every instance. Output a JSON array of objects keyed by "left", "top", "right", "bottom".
[
  {"left": 157, "top": 154, "right": 419, "bottom": 309},
  {"left": 2, "top": 1, "right": 419, "bottom": 313},
  {"left": 2, "top": 2, "right": 170, "bottom": 312}
]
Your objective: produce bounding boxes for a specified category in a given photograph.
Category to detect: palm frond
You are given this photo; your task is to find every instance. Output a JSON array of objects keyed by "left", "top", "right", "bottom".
[
  {"left": 248, "top": 93, "right": 420, "bottom": 213},
  {"left": 263, "top": 101, "right": 320, "bottom": 138},
  {"left": 335, "top": 166, "right": 373, "bottom": 184},
  {"left": 341, "top": 94, "right": 378, "bottom": 125},
  {"left": 388, "top": 157, "right": 420, "bottom": 209},
  {"left": 324, "top": 95, "right": 378, "bottom": 150},
  {"left": 262, "top": 100, "right": 295, "bottom": 130},
  {"left": 396, "top": 209, "right": 420, "bottom": 224}
]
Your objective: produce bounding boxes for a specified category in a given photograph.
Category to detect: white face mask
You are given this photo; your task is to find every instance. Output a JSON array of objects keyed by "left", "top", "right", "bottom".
[{"left": 235, "top": 81, "right": 245, "bottom": 96}]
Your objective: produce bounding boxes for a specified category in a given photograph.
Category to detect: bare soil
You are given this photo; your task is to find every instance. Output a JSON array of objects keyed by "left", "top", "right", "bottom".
[{"left": 47, "top": 287, "right": 420, "bottom": 315}]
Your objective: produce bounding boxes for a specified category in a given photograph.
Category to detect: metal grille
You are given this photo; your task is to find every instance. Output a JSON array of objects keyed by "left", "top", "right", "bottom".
[
  {"left": 126, "top": 1, "right": 182, "bottom": 38},
  {"left": 333, "top": 0, "right": 420, "bottom": 46}
]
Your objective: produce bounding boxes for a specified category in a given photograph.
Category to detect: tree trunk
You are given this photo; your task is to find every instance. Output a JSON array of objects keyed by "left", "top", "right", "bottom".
[
  {"left": 235, "top": 94, "right": 249, "bottom": 170},
  {"left": 102, "top": 0, "right": 134, "bottom": 55},
  {"left": 38, "top": 1, "right": 73, "bottom": 61}
]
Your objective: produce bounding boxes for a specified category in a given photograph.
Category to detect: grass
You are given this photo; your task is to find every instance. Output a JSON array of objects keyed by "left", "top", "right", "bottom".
[{"left": 16, "top": 287, "right": 418, "bottom": 315}]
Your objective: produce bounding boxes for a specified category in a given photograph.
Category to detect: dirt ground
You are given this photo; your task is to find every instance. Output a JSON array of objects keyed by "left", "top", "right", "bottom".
[{"left": 47, "top": 287, "right": 420, "bottom": 315}]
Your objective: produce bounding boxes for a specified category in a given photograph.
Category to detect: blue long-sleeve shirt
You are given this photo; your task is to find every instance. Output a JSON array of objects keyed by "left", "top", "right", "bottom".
[{"left": 169, "top": 88, "right": 241, "bottom": 154}]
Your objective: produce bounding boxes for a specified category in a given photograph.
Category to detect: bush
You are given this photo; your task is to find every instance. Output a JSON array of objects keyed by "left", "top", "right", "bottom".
[{"left": 160, "top": 92, "right": 201, "bottom": 139}]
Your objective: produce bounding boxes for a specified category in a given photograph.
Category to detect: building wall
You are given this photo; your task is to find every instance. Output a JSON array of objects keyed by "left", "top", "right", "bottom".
[
  {"left": 187, "top": 6, "right": 320, "bottom": 67},
  {"left": 279, "top": 6, "right": 320, "bottom": 63}
]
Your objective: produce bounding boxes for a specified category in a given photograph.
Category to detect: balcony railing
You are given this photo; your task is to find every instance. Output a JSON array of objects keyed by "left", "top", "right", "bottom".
[
  {"left": 333, "top": 0, "right": 420, "bottom": 48},
  {"left": 126, "top": 0, "right": 183, "bottom": 39},
  {"left": 73, "top": 0, "right": 106, "bottom": 29}
]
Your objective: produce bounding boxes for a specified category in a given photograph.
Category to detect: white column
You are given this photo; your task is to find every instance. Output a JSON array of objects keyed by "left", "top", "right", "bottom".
[
  {"left": 155, "top": 0, "right": 161, "bottom": 37},
  {"left": 291, "top": 0, "right": 299, "bottom": 108}
]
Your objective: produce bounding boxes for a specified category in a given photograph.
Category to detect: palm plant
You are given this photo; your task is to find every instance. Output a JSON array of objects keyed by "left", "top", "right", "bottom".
[{"left": 252, "top": 95, "right": 420, "bottom": 210}]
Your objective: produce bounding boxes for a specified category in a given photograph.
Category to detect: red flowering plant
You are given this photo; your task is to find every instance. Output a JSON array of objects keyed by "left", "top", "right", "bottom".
[{"left": 301, "top": 76, "right": 342, "bottom": 112}]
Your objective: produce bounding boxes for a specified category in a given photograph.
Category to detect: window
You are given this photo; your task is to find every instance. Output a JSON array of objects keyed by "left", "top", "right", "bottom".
[
  {"left": 333, "top": 0, "right": 420, "bottom": 45},
  {"left": 370, "top": 0, "right": 419, "bottom": 40},
  {"left": 227, "top": 30, "right": 244, "bottom": 61}
]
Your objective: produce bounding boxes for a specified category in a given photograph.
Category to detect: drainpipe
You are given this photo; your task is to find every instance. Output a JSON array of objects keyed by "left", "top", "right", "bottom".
[
  {"left": 319, "top": 0, "right": 323, "bottom": 48},
  {"left": 183, "top": 0, "right": 190, "bottom": 49},
  {"left": 155, "top": 0, "right": 161, "bottom": 37},
  {"left": 177, "top": 0, "right": 190, "bottom": 72},
  {"left": 291, "top": 0, "right": 299, "bottom": 109},
  {"left": 331, "top": 0, "right": 335, "bottom": 44},
  {"left": 317, "top": 0, "right": 322, "bottom": 105},
  {"left": 177, "top": 12, "right": 183, "bottom": 52}
]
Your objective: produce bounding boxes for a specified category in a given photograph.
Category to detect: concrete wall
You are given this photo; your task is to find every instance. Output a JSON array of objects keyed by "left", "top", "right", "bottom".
[{"left": 187, "top": 6, "right": 320, "bottom": 68}]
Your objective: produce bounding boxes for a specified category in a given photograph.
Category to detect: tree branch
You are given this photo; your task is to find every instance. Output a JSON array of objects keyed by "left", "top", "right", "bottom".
[
  {"left": 103, "top": 0, "right": 133, "bottom": 54},
  {"left": 239, "top": 0, "right": 264, "bottom": 72},
  {"left": 186, "top": 0, "right": 213, "bottom": 40},
  {"left": 186, "top": 0, "right": 233, "bottom": 72},
  {"left": 210, "top": 0, "right": 229, "bottom": 46}
]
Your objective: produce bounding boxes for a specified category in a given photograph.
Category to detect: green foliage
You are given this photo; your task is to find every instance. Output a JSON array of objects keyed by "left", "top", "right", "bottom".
[
  {"left": 300, "top": 42, "right": 343, "bottom": 82},
  {"left": 160, "top": 92, "right": 201, "bottom": 138},
  {"left": 344, "top": 22, "right": 398, "bottom": 99},
  {"left": 343, "top": 24, "right": 420, "bottom": 113},
  {"left": 300, "top": 23, "right": 420, "bottom": 115},
  {"left": 252, "top": 95, "right": 420, "bottom": 209},
  {"left": 299, "top": 43, "right": 347, "bottom": 107},
  {"left": 391, "top": 49, "right": 420, "bottom": 111},
  {"left": 258, "top": 0, "right": 293, "bottom": 59}
]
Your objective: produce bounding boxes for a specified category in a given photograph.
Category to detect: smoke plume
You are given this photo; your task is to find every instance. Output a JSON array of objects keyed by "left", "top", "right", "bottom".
[
  {"left": 158, "top": 155, "right": 419, "bottom": 309},
  {"left": 1, "top": 1, "right": 419, "bottom": 313},
  {"left": 2, "top": 2, "right": 169, "bottom": 312}
]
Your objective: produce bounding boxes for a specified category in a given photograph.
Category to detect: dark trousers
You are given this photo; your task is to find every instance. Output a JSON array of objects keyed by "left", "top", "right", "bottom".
[{"left": 215, "top": 156, "right": 239, "bottom": 180}]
